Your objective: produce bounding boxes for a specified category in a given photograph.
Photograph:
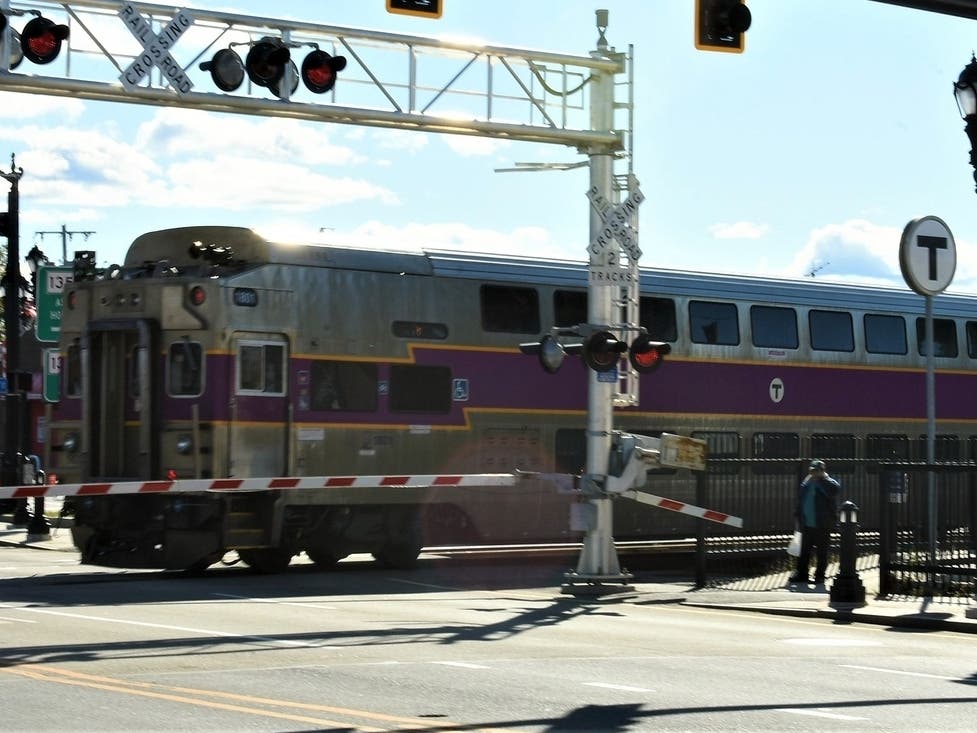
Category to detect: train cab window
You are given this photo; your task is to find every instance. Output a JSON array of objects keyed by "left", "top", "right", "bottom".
[
  {"left": 167, "top": 340, "right": 203, "bottom": 397},
  {"left": 866, "top": 434, "right": 909, "bottom": 461},
  {"left": 750, "top": 305, "right": 798, "bottom": 349},
  {"left": 554, "top": 290, "right": 587, "bottom": 328},
  {"left": 864, "top": 314, "right": 907, "bottom": 354},
  {"left": 752, "top": 432, "right": 799, "bottom": 474},
  {"left": 481, "top": 284, "right": 540, "bottom": 334},
  {"left": 915, "top": 434, "right": 960, "bottom": 461},
  {"left": 65, "top": 341, "right": 81, "bottom": 398},
  {"left": 389, "top": 364, "right": 451, "bottom": 413},
  {"left": 809, "top": 310, "right": 854, "bottom": 352},
  {"left": 237, "top": 341, "right": 286, "bottom": 395},
  {"left": 640, "top": 297, "right": 678, "bottom": 342},
  {"left": 311, "top": 361, "right": 377, "bottom": 411},
  {"left": 689, "top": 301, "right": 739, "bottom": 345},
  {"left": 915, "top": 318, "right": 958, "bottom": 357}
]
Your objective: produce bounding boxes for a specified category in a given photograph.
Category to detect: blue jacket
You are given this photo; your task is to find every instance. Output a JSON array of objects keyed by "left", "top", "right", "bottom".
[{"left": 795, "top": 474, "right": 840, "bottom": 529}]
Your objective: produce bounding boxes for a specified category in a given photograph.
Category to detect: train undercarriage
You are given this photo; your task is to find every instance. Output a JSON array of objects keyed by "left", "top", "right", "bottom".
[{"left": 68, "top": 493, "right": 431, "bottom": 573}]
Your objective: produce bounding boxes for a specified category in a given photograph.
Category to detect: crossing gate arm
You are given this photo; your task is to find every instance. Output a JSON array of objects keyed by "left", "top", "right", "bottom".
[
  {"left": 623, "top": 489, "right": 743, "bottom": 528},
  {"left": 0, "top": 473, "right": 519, "bottom": 500}
]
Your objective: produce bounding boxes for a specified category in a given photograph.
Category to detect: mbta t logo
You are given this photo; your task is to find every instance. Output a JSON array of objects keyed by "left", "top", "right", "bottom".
[{"left": 899, "top": 216, "right": 957, "bottom": 297}]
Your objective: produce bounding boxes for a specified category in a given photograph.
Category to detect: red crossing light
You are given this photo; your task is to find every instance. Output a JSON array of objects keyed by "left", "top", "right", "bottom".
[
  {"left": 302, "top": 50, "right": 347, "bottom": 94},
  {"left": 20, "top": 16, "right": 69, "bottom": 65},
  {"left": 628, "top": 334, "right": 671, "bottom": 374}
]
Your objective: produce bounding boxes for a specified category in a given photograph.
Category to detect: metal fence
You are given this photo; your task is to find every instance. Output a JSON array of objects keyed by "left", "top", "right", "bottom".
[
  {"left": 692, "top": 459, "right": 977, "bottom": 597},
  {"left": 878, "top": 463, "right": 977, "bottom": 597}
]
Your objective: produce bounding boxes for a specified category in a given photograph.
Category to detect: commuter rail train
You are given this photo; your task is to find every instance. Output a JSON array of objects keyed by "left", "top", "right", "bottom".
[{"left": 45, "top": 226, "right": 977, "bottom": 572}]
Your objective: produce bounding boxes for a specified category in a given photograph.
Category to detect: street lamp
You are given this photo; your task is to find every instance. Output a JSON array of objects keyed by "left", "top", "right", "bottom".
[{"left": 953, "top": 54, "right": 977, "bottom": 192}]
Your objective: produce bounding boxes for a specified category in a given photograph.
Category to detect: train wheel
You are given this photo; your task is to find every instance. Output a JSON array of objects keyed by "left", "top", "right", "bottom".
[
  {"left": 238, "top": 547, "right": 293, "bottom": 574},
  {"left": 306, "top": 548, "right": 347, "bottom": 570},
  {"left": 373, "top": 541, "right": 422, "bottom": 569}
]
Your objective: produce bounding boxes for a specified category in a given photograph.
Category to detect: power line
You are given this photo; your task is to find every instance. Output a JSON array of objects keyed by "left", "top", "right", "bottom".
[{"left": 34, "top": 225, "right": 95, "bottom": 265}]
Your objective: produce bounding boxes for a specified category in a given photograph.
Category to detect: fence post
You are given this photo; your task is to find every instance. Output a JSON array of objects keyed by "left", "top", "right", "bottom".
[
  {"left": 695, "top": 470, "right": 707, "bottom": 588},
  {"left": 879, "top": 467, "right": 892, "bottom": 597}
]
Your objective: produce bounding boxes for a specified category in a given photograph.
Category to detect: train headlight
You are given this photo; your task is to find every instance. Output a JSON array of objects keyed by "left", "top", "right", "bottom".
[
  {"left": 176, "top": 435, "right": 193, "bottom": 455},
  {"left": 62, "top": 433, "right": 79, "bottom": 453}
]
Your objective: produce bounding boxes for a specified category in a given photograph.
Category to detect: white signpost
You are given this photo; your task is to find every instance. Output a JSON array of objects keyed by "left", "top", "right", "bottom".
[
  {"left": 899, "top": 215, "right": 956, "bottom": 575},
  {"left": 118, "top": 3, "right": 195, "bottom": 94}
]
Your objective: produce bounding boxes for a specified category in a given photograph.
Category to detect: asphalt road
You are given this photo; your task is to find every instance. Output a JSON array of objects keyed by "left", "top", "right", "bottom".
[{"left": 1, "top": 546, "right": 976, "bottom": 732}]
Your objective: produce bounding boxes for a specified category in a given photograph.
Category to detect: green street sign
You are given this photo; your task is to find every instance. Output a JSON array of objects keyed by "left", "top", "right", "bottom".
[
  {"left": 36, "top": 265, "right": 74, "bottom": 343},
  {"left": 43, "top": 348, "right": 61, "bottom": 403}
]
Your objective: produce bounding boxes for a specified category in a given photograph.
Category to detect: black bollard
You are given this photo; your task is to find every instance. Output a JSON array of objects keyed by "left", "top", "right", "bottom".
[{"left": 830, "top": 500, "right": 866, "bottom": 607}]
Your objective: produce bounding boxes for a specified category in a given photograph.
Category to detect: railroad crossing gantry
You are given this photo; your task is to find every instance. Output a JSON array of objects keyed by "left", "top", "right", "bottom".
[{"left": 0, "top": 1, "right": 643, "bottom": 592}]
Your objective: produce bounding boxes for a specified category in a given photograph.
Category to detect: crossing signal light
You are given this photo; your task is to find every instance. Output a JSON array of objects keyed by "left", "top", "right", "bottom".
[
  {"left": 519, "top": 335, "right": 568, "bottom": 374},
  {"left": 302, "top": 50, "right": 347, "bottom": 94},
  {"left": 200, "top": 48, "right": 245, "bottom": 92},
  {"left": 246, "top": 38, "right": 291, "bottom": 89},
  {"left": 628, "top": 334, "right": 671, "bottom": 374},
  {"left": 200, "top": 41, "right": 348, "bottom": 99},
  {"left": 695, "top": 0, "right": 751, "bottom": 54},
  {"left": 583, "top": 331, "right": 628, "bottom": 373},
  {"left": 20, "top": 16, "right": 69, "bottom": 65}
]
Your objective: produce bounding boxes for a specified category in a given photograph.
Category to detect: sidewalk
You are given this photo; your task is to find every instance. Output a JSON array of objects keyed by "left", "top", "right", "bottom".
[{"left": 3, "top": 513, "right": 976, "bottom": 633}]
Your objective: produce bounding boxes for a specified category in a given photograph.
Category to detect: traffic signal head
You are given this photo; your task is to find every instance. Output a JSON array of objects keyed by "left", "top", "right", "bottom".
[
  {"left": 20, "top": 16, "right": 69, "bottom": 65},
  {"left": 519, "top": 334, "right": 567, "bottom": 374},
  {"left": 302, "top": 50, "right": 347, "bottom": 94},
  {"left": 695, "top": 0, "right": 751, "bottom": 54},
  {"left": 0, "top": 212, "right": 9, "bottom": 238},
  {"left": 246, "top": 38, "right": 291, "bottom": 88},
  {"left": 583, "top": 331, "right": 628, "bottom": 373},
  {"left": 200, "top": 48, "right": 246, "bottom": 92},
  {"left": 628, "top": 334, "right": 671, "bottom": 374}
]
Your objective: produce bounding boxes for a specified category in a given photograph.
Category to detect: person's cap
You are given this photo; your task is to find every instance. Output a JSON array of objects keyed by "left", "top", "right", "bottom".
[{"left": 809, "top": 459, "right": 826, "bottom": 470}]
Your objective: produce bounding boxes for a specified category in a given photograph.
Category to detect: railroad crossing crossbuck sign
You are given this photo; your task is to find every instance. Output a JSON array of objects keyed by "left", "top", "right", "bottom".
[
  {"left": 119, "top": 3, "right": 195, "bottom": 94},
  {"left": 586, "top": 181, "right": 644, "bottom": 285}
]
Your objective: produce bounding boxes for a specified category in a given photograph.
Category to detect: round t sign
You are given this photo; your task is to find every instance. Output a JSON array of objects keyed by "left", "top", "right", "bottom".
[{"left": 899, "top": 215, "right": 956, "bottom": 296}]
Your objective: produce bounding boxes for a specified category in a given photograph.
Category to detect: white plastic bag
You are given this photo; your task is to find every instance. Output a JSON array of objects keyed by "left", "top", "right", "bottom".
[{"left": 786, "top": 530, "right": 802, "bottom": 557}]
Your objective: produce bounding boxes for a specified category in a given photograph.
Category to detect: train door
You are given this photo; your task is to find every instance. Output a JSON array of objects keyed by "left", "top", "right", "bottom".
[
  {"left": 227, "top": 334, "right": 289, "bottom": 478},
  {"left": 83, "top": 319, "right": 158, "bottom": 480}
]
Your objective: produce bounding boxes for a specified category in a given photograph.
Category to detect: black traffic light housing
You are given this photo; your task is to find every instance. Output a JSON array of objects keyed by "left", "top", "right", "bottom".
[
  {"left": 628, "top": 334, "right": 671, "bottom": 374},
  {"left": 695, "top": 0, "right": 751, "bottom": 54},
  {"left": 302, "top": 50, "right": 347, "bottom": 94},
  {"left": 583, "top": 331, "right": 628, "bottom": 373},
  {"left": 20, "top": 16, "right": 70, "bottom": 65}
]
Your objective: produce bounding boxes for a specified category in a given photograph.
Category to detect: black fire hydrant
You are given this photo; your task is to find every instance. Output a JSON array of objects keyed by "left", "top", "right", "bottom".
[{"left": 830, "top": 500, "right": 866, "bottom": 607}]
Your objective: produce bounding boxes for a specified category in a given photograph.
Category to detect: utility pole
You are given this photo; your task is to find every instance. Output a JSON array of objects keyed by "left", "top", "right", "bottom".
[
  {"left": 0, "top": 154, "right": 29, "bottom": 525},
  {"left": 35, "top": 224, "right": 95, "bottom": 265}
]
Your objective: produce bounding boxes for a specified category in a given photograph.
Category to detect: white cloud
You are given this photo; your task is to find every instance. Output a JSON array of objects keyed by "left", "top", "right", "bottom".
[
  {"left": 442, "top": 134, "right": 510, "bottom": 157},
  {"left": 708, "top": 221, "right": 769, "bottom": 239},
  {"left": 0, "top": 92, "right": 84, "bottom": 120},
  {"left": 135, "top": 108, "right": 366, "bottom": 166},
  {"left": 336, "top": 220, "right": 572, "bottom": 259},
  {"left": 782, "top": 219, "right": 902, "bottom": 284}
]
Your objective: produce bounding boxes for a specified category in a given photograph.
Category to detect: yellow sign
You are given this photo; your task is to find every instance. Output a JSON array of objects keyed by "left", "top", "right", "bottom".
[
  {"left": 386, "top": 0, "right": 442, "bottom": 19},
  {"left": 660, "top": 433, "right": 708, "bottom": 472}
]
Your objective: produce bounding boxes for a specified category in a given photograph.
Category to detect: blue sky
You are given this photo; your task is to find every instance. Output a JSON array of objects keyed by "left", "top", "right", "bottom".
[{"left": 4, "top": 1, "right": 977, "bottom": 292}]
